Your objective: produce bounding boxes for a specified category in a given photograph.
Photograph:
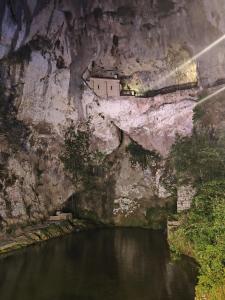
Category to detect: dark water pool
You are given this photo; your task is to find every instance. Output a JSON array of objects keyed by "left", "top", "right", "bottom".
[{"left": 0, "top": 228, "right": 197, "bottom": 300}]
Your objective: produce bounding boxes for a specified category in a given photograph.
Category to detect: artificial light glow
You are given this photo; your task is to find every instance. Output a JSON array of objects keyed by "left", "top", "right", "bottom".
[
  {"left": 154, "top": 34, "right": 225, "bottom": 88},
  {"left": 196, "top": 85, "right": 225, "bottom": 106}
]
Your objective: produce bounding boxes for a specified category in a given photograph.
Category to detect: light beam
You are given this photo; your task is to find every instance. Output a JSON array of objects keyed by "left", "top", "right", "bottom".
[
  {"left": 196, "top": 85, "right": 225, "bottom": 106},
  {"left": 154, "top": 34, "right": 225, "bottom": 88}
]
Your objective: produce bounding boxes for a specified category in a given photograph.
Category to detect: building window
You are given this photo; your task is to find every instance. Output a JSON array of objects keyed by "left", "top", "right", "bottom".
[
  {"left": 111, "top": 86, "right": 113, "bottom": 90},
  {"left": 98, "top": 85, "right": 100, "bottom": 89}
]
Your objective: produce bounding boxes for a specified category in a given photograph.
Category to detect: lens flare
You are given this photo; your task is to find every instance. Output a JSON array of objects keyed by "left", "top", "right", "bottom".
[
  {"left": 155, "top": 34, "right": 225, "bottom": 88},
  {"left": 196, "top": 85, "right": 225, "bottom": 106}
]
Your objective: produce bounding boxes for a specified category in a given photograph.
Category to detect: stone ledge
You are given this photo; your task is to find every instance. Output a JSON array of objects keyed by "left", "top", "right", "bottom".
[
  {"left": 0, "top": 219, "right": 93, "bottom": 256},
  {"left": 49, "top": 213, "right": 73, "bottom": 222}
]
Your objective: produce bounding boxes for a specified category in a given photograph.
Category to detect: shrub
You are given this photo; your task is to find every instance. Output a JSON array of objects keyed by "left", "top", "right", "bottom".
[
  {"left": 0, "top": 84, "right": 29, "bottom": 151},
  {"left": 170, "top": 130, "right": 225, "bottom": 184},
  {"left": 169, "top": 111, "right": 225, "bottom": 299},
  {"left": 60, "top": 122, "right": 106, "bottom": 187},
  {"left": 126, "top": 140, "right": 161, "bottom": 170},
  {"left": 193, "top": 105, "right": 205, "bottom": 122},
  {"left": 170, "top": 181, "right": 225, "bottom": 300}
]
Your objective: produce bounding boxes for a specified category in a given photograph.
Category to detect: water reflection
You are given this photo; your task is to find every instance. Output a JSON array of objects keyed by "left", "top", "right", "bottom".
[{"left": 0, "top": 229, "right": 197, "bottom": 300}]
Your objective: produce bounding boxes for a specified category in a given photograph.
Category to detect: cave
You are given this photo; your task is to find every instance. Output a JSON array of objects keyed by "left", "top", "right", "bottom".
[
  {"left": 0, "top": 1, "right": 224, "bottom": 299},
  {"left": 61, "top": 193, "right": 79, "bottom": 217}
]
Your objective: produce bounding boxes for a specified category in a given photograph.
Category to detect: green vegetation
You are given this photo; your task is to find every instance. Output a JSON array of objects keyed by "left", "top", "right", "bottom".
[
  {"left": 126, "top": 140, "right": 161, "bottom": 170},
  {"left": 60, "top": 121, "right": 106, "bottom": 187},
  {"left": 160, "top": 159, "right": 177, "bottom": 200},
  {"left": 60, "top": 122, "right": 115, "bottom": 223},
  {"left": 192, "top": 105, "right": 205, "bottom": 122},
  {"left": 197, "top": 90, "right": 209, "bottom": 102},
  {"left": 126, "top": 141, "right": 175, "bottom": 230},
  {"left": 170, "top": 130, "right": 225, "bottom": 185},
  {"left": 169, "top": 104, "right": 225, "bottom": 300},
  {"left": 169, "top": 181, "right": 225, "bottom": 300},
  {"left": 0, "top": 84, "right": 29, "bottom": 151}
]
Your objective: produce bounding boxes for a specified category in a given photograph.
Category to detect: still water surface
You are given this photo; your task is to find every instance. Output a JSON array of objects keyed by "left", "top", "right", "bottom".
[{"left": 0, "top": 228, "right": 197, "bottom": 300}]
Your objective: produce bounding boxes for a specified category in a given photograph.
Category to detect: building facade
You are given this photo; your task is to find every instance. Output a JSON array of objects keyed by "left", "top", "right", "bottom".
[{"left": 89, "top": 77, "right": 120, "bottom": 98}]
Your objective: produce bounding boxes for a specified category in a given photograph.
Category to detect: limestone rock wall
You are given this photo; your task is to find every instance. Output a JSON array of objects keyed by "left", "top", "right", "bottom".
[
  {"left": 0, "top": 0, "right": 225, "bottom": 229},
  {"left": 82, "top": 88, "right": 198, "bottom": 156}
]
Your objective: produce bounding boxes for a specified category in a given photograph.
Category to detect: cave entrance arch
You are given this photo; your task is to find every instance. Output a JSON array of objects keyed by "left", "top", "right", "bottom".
[{"left": 62, "top": 193, "right": 79, "bottom": 218}]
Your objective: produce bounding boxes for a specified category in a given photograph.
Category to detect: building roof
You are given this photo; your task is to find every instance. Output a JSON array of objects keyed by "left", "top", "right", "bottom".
[{"left": 90, "top": 76, "right": 120, "bottom": 82}]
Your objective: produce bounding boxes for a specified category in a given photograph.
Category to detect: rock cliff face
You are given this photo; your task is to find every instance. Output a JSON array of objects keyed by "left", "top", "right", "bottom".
[{"left": 0, "top": 0, "right": 225, "bottom": 230}]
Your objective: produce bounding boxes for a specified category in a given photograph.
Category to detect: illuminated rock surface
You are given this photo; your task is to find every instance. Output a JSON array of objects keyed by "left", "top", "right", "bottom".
[{"left": 0, "top": 0, "right": 225, "bottom": 229}]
